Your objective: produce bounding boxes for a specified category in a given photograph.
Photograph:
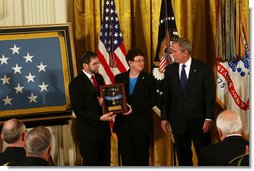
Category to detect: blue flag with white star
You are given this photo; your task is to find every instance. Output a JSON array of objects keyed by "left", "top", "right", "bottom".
[
  {"left": 0, "top": 32, "right": 70, "bottom": 117},
  {"left": 152, "top": 0, "right": 178, "bottom": 112}
]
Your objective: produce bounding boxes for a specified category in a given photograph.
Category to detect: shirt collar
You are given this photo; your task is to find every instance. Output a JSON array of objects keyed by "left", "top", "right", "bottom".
[
  {"left": 226, "top": 133, "right": 242, "bottom": 137},
  {"left": 180, "top": 57, "right": 192, "bottom": 68},
  {"left": 82, "top": 69, "right": 93, "bottom": 79}
]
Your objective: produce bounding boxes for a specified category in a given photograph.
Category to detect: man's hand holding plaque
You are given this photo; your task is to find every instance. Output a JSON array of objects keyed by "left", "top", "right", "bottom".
[{"left": 99, "top": 112, "right": 116, "bottom": 121}]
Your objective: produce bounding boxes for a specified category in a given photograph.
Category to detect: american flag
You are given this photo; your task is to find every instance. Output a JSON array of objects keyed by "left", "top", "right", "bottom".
[
  {"left": 159, "top": 51, "right": 172, "bottom": 73},
  {"left": 152, "top": 0, "right": 178, "bottom": 111},
  {"left": 97, "top": 0, "right": 129, "bottom": 84},
  {"left": 0, "top": 34, "right": 70, "bottom": 117}
]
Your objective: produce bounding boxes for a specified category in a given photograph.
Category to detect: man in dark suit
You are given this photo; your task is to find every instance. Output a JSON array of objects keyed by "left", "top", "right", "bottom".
[
  {"left": 0, "top": 118, "right": 26, "bottom": 166},
  {"left": 69, "top": 51, "right": 115, "bottom": 166},
  {"left": 161, "top": 37, "right": 215, "bottom": 166},
  {"left": 114, "top": 48, "right": 157, "bottom": 166},
  {"left": 22, "top": 126, "right": 52, "bottom": 166},
  {"left": 199, "top": 110, "right": 249, "bottom": 166}
]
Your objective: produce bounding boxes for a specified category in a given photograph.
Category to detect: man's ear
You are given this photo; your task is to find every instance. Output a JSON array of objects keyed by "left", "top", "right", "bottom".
[
  {"left": 81, "top": 63, "right": 86, "bottom": 70},
  {"left": 217, "top": 128, "right": 223, "bottom": 139},
  {"left": 47, "top": 145, "right": 52, "bottom": 156},
  {"left": 21, "top": 131, "right": 26, "bottom": 141},
  {"left": 183, "top": 50, "right": 188, "bottom": 56},
  {"left": 128, "top": 61, "right": 131, "bottom": 66},
  {"left": 21, "top": 131, "right": 27, "bottom": 148}
]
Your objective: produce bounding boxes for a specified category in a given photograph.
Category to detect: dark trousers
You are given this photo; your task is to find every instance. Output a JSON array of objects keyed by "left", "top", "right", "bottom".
[
  {"left": 174, "top": 129, "right": 211, "bottom": 166},
  {"left": 79, "top": 137, "right": 110, "bottom": 166},
  {"left": 118, "top": 135, "right": 150, "bottom": 166}
]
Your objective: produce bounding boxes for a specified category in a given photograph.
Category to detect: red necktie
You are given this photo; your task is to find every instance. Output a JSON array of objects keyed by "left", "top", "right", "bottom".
[{"left": 91, "top": 75, "right": 99, "bottom": 89}]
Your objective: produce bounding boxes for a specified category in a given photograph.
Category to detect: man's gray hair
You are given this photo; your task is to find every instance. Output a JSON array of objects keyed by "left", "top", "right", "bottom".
[
  {"left": 26, "top": 126, "right": 52, "bottom": 155},
  {"left": 172, "top": 37, "right": 192, "bottom": 54},
  {"left": 1, "top": 118, "right": 26, "bottom": 144},
  {"left": 216, "top": 110, "right": 243, "bottom": 134}
]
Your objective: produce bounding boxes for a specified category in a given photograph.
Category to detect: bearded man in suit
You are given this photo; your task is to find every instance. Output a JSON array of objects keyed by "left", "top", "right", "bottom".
[{"left": 69, "top": 51, "right": 115, "bottom": 166}]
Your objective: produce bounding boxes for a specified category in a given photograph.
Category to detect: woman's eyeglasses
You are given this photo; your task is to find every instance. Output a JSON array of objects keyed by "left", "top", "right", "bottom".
[{"left": 132, "top": 59, "right": 145, "bottom": 63}]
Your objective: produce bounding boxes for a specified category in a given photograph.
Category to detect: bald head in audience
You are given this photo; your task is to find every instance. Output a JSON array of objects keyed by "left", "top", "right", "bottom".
[
  {"left": 0, "top": 118, "right": 26, "bottom": 166},
  {"left": 199, "top": 110, "right": 249, "bottom": 166},
  {"left": 216, "top": 109, "right": 243, "bottom": 141},
  {"left": 1, "top": 118, "right": 26, "bottom": 147}
]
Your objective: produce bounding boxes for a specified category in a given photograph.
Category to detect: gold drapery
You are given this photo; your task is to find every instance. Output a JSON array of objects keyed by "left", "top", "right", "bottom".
[
  {"left": 72, "top": 0, "right": 249, "bottom": 166},
  {"left": 73, "top": 0, "right": 249, "bottom": 67}
]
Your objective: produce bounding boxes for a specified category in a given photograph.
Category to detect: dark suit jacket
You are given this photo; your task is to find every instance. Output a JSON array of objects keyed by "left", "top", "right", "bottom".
[
  {"left": 22, "top": 157, "right": 49, "bottom": 166},
  {"left": 161, "top": 59, "right": 215, "bottom": 135},
  {"left": 199, "top": 136, "right": 249, "bottom": 166},
  {"left": 69, "top": 72, "right": 111, "bottom": 140},
  {"left": 113, "top": 71, "right": 156, "bottom": 136},
  {"left": 0, "top": 147, "right": 26, "bottom": 166}
]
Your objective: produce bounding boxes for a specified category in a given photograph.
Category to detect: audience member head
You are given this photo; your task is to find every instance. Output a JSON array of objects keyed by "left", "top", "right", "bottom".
[
  {"left": 1, "top": 118, "right": 26, "bottom": 147},
  {"left": 216, "top": 110, "right": 243, "bottom": 141},
  {"left": 25, "top": 126, "right": 52, "bottom": 161}
]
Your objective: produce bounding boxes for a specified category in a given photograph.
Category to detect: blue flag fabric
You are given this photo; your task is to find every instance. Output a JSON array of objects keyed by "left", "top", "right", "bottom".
[
  {"left": 0, "top": 34, "right": 69, "bottom": 117},
  {"left": 154, "top": 0, "right": 178, "bottom": 63}
]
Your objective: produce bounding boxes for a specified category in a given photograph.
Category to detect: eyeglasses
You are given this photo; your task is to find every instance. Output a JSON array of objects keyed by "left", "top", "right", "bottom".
[
  {"left": 90, "top": 62, "right": 100, "bottom": 66},
  {"left": 132, "top": 59, "right": 145, "bottom": 63}
]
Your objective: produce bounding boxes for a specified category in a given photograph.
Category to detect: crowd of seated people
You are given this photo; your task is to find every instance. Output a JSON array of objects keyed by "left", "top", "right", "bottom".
[
  {"left": 0, "top": 110, "right": 249, "bottom": 166},
  {"left": 0, "top": 119, "right": 53, "bottom": 166}
]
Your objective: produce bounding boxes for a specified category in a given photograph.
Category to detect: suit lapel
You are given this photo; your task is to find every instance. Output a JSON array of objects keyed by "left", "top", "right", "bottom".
[
  {"left": 94, "top": 73, "right": 104, "bottom": 86},
  {"left": 172, "top": 64, "right": 184, "bottom": 95},
  {"left": 122, "top": 71, "right": 130, "bottom": 96},
  {"left": 82, "top": 72, "right": 97, "bottom": 92}
]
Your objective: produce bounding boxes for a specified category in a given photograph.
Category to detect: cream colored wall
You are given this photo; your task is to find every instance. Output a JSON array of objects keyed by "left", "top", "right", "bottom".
[
  {"left": 0, "top": 0, "right": 68, "bottom": 25},
  {"left": 0, "top": 0, "right": 78, "bottom": 166}
]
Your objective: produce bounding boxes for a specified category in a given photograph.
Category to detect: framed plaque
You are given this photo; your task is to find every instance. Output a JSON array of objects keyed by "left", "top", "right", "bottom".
[{"left": 100, "top": 83, "right": 128, "bottom": 114}]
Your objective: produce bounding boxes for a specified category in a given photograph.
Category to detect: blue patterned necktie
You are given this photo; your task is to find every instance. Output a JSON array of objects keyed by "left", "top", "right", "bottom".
[{"left": 180, "top": 64, "right": 187, "bottom": 91}]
